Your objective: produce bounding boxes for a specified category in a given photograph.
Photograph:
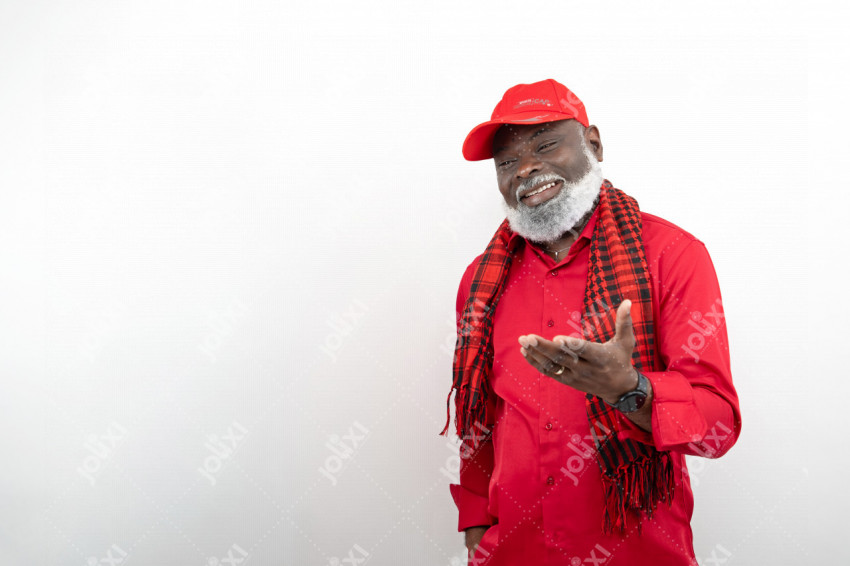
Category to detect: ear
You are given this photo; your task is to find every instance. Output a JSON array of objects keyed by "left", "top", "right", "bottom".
[{"left": 584, "top": 125, "right": 603, "bottom": 163}]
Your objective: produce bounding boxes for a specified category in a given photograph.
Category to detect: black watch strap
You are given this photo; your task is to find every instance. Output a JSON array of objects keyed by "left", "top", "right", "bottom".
[{"left": 606, "top": 371, "right": 649, "bottom": 413}]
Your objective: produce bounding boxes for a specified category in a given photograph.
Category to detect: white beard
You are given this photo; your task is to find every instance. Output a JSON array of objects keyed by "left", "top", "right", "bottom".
[{"left": 501, "top": 138, "right": 604, "bottom": 244}]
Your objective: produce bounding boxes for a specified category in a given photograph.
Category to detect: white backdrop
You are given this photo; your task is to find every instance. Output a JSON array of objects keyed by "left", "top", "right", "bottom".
[{"left": 1, "top": 1, "right": 847, "bottom": 564}]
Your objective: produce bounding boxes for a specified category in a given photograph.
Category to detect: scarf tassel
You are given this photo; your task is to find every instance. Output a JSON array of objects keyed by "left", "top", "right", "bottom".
[
  {"left": 601, "top": 452, "right": 675, "bottom": 534},
  {"left": 441, "top": 383, "right": 490, "bottom": 450}
]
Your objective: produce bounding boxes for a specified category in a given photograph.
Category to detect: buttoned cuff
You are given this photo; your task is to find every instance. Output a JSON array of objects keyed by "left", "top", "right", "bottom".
[
  {"left": 645, "top": 370, "right": 708, "bottom": 449},
  {"left": 450, "top": 483, "right": 495, "bottom": 532}
]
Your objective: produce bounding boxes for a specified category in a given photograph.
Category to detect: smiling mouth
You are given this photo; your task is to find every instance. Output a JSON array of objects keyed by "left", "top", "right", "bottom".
[
  {"left": 519, "top": 179, "right": 563, "bottom": 206},
  {"left": 521, "top": 181, "right": 558, "bottom": 199}
]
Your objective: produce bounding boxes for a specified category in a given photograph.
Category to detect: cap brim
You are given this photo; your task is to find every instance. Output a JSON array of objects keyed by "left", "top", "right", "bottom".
[{"left": 461, "top": 111, "right": 572, "bottom": 161}]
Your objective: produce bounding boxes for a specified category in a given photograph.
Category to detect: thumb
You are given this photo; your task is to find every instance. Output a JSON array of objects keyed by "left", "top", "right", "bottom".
[{"left": 613, "top": 299, "right": 634, "bottom": 343}]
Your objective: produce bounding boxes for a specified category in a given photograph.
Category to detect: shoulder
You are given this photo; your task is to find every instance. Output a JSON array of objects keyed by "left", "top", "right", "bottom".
[
  {"left": 638, "top": 211, "right": 719, "bottom": 298},
  {"left": 640, "top": 210, "right": 706, "bottom": 264},
  {"left": 454, "top": 253, "right": 486, "bottom": 310},
  {"left": 641, "top": 210, "right": 700, "bottom": 244},
  {"left": 458, "top": 252, "right": 485, "bottom": 290}
]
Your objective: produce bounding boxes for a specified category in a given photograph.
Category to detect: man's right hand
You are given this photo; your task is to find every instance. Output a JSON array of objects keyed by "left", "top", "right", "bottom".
[{"left": 464, "top": 525, "right": 489, "bottom": 556}]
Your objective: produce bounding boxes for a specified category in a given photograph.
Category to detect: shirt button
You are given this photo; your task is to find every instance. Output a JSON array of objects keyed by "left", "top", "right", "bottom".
[
  {"left": 546, "top": 476, "right": 555, "bottom": 485},
  {"left": 550, "top": 269, "right": 558, "bottom": 277},
  {"left": 545, "top": 422, "right": 553, "bottom": 430},
  {"left": 547, "top": 320, "right": 554, "bottom": 327}
]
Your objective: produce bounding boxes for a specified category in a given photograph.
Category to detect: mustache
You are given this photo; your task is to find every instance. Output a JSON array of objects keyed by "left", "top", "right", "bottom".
[{"left": 515, "top": 173, "right": 567, "bottom": 202}]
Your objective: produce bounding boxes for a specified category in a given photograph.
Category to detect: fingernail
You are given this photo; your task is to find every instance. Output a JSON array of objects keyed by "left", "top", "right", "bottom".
[
  {"left": 529, "top": 337, "right": 538, "bottom": 348},
  {"left": 520, "top": 348, "right": 527, "bottom": 357}
]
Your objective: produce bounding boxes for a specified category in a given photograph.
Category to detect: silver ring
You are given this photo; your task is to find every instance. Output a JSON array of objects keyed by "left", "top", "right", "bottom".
[{"left": 553, "top": 365, "right": 566, "bottom": 376}]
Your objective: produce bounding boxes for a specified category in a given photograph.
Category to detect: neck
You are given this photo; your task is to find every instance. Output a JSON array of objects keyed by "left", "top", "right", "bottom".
[{"left": 536, "top": 207, "right": 595, "bottom": 261}]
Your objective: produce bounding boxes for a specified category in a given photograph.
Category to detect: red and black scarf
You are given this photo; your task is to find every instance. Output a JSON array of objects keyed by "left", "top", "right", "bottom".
[{"left": 441, "top": 180, "right": 674, "bottom": 533}]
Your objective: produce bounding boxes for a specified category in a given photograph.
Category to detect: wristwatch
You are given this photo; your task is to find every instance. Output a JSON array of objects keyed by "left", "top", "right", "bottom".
[{"left": 605, "top": 371, "right": 649, "bottom": 413}]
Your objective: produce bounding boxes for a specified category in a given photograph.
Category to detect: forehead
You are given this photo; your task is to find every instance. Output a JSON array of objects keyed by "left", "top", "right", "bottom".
[{"left": 492, "top": 119, "right": 579, "bottom": 154}]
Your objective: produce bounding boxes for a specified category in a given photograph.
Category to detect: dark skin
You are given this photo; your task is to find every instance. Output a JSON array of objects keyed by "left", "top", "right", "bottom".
[
  {"left": 494, "top": 119, "right": 602, "bottom": 262},
  {"left": 464, "top": 119, "right": 653, "bottom": 556}
]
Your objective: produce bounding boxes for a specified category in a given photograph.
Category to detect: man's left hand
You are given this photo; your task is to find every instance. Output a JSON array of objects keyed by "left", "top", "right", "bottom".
[{"left": 518, "top": 299, "right": 639, "bottom": 404}]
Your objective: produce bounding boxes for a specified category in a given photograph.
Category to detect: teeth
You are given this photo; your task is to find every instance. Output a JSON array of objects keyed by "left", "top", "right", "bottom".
[{"left": 524, "top": 181, "right": 557, "bottom": 198}]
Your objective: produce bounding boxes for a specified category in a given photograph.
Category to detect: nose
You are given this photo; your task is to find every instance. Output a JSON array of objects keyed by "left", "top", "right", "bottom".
[{"left": 516, "top": 151, "right": 542, "bottom": 179}]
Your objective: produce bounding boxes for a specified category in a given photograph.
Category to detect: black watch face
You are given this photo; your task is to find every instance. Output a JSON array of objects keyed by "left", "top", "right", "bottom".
[{"left": 618, "top": 392, "right": 647, "bottom": 413}]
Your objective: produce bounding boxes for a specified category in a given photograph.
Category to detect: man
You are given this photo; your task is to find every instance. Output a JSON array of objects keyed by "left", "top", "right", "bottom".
[{"left": 441, "top": 79, "right": 741, "bottom": 565}]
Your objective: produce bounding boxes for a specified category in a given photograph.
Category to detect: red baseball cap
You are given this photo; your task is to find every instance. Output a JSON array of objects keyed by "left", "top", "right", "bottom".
[{"left": 462, "top": 79, "right": 590, "bottom": 161}]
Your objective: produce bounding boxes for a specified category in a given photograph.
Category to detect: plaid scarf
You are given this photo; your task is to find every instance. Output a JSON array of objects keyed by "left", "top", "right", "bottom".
[{"left": 441, "top": 180, "right": 674, "bottom": 533}]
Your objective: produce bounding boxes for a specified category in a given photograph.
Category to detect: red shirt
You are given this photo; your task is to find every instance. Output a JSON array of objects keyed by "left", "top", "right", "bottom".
[{"left": 449, "top": 202, "right": 742, "bottom": 565}]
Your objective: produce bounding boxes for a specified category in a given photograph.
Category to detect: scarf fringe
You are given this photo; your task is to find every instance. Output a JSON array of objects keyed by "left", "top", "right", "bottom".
[
  {"left": 440, "top": 383, "right": 490, "bottom": 449},
  {"left": 439, "top": 390, "right": 453, "bottom": 436},
  {"left": 601, "top": 451, "right": 675, "bottom": 534}
]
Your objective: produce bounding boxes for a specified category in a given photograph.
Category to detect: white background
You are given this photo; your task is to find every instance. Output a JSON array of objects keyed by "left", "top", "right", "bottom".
[{"left": 0, "top": 1, "right": 847, "bottom": 564}]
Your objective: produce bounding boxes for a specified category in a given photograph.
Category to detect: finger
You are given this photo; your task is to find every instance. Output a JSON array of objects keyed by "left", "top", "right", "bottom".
[
  {"left": 523, "top": 335, "right": 566, "bottom": 363},
  {"left": 517, "top": 334, "right": 535, "bottom": 349},
  {"left": 524, "top": 345, "right": 571, "bottom": 375},
  {"left": 519, "top": 334, "right": 557, "bottom": 358},
  {"left": 552, "top": 334, "right": 610, "bottom": 364},
  {"left": 524, "top": 336, "right": 581, "bottom": 371},
  {"left": 612, "top": 299, "right": 635, "bottom": 344},
  {"left": 552, "top": 335, "right": 589, "bottom": 361},
  {"left": 519, "top": 335, "right": 552, "bottom": 368},
  {"left": 519, "top": 343, "right": 545, "bottom": 371}
]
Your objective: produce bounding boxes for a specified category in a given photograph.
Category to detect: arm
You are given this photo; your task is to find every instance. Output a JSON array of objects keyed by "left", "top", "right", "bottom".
[
  {"left": 448, "top": 264, "right": 497, "bottom": 535},
  {"left": 450, "top": 431, "right": 496, "bottom": 532},
  {"left": 518, "top": 240, "right": 741, "bottom": 458},
  {"left": 617, "top": 240, "right": 741, "bottom": 457}
]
